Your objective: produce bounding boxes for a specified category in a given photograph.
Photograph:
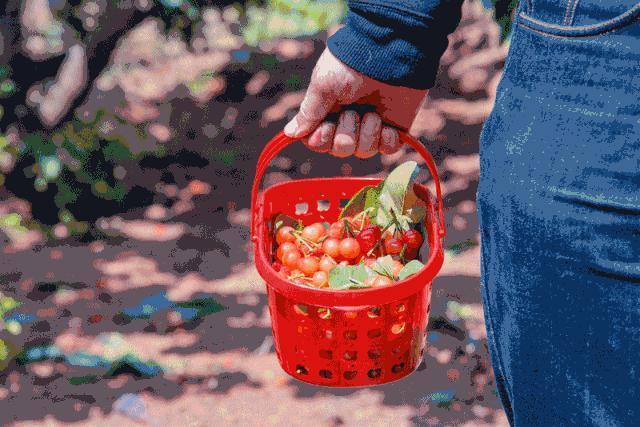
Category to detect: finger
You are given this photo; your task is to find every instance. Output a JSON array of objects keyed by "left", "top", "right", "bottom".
[
  {"left": 284, "top": 82, "right": 335, "bottom": 138},
  {"left": 303, "top": 121, "right": 335, "bottom": 153},
  {"left": 379, "top": 126, "right": 400, "bottom": 154},
  {"left": 331, "top": 110, "right": 359, "bottom": 158},
  {"left": 355, "top": 112, "right": 381, "bottom": 159}
]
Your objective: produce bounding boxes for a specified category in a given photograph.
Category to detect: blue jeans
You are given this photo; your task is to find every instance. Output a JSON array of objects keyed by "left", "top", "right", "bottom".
[{"left": 477, "top": 1, "right": 640, "bottom": 425}]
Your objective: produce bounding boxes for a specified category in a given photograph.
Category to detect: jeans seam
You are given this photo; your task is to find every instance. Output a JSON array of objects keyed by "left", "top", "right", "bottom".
[
  {"left": 478, "top": 238, "right": 515, "bottom": 424},
  {"left": 563, "top": 0, "right": 575, "bottom": 25},
  {"left": 567, "top": 0, "right": 581, "bottom": 25},
  {"left": 518, "top": 19, "right": 630, "bottom": 39},
  {"left": 480, "top": 279, "right": 515, "bottom": 402},
  {"left": 522, "top": 4, "right": 640, "bottom": 30},
  {"left": 517, "top": 3, "right": 640, "bottom": 37}
]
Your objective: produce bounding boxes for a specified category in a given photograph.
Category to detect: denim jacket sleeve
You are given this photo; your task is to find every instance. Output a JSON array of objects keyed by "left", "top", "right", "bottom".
[{"left": 327, "top": 0, "right": 464, "bottom": 89}]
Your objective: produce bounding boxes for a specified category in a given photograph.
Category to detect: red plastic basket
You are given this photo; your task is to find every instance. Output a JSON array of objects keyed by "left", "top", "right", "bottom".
[{"left": 251, "top": 130, "right": 446, "bottom": 387}]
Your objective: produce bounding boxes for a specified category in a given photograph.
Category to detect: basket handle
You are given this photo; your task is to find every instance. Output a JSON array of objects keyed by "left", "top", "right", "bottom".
[{"left": 251, "top": 130, "right": 446, "bottom": 242}]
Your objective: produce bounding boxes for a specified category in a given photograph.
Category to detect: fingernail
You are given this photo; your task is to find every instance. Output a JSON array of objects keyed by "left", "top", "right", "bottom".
[
  {"left": 344, "top": 111, "right": 358, "bottom": 131},
  {"left": 284, "top": 117, "right": 298, "bottom": 136},
  {"left": 320, "top": 124, "right": 331, "bottom": 145}
]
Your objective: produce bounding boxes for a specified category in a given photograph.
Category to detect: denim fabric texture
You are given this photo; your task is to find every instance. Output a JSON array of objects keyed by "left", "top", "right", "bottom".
[{"left": 478, "top": 1, "right": 640, "bottom": 425}]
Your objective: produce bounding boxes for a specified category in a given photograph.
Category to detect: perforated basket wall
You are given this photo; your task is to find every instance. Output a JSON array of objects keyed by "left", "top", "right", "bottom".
[{"left": 251, "top": 132, "right": 445, "bottom": 387}]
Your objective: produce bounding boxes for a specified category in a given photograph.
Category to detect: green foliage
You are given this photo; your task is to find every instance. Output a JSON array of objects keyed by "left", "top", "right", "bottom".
[
  {"left": 0, "top": 211, "right": 40, "bottom": 245},
  {"left": 68, "top": 375, "right": 99, "bottom": 385},
  {"left": 0, "top": 338, "right": 19, "bottom": 370},
  {"left": 242, "top": 0, "right": 346, "bottom": 46},
  {"left": 376, "top": 161, "right": 426, "bottom": 231},
  {"left": 370, "top": 255, "right": 396, "bottom": 279},
  {"left": 445, "top": 239, "right": 478, "bottom": 257},
  {"left": 491, "top": 0, "right": 518, "bottom": 40},
  {"left": 6, "top": 111, "right": 158, "bottom": 230},
  {"left": 0, "top": 340, "right": 9, "bottom": 362},
  {"left": 397, "top": 260, "right": 425, "bottom": 280},
  {"left": 338, "top": 185, "right": 379, "bottom": 220},
  {"left": 328, "top": 263, "right": 374, "bottom": 289},
  {"left": 0, "top": 294, "right": 22, "bottom": 364},
  {"left": 1, "top": 0, "right": 345, "bottom": 236},
  {"left": 339, "top": 161, "right": 426, "bottom": 231},
  {"left": 0, "top": 293, "right": 21, "bottom": 320}
]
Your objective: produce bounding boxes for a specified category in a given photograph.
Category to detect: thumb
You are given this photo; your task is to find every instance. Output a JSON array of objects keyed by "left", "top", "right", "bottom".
[{"left": 284, "top": 82, "right": 336, "bottom": 138}]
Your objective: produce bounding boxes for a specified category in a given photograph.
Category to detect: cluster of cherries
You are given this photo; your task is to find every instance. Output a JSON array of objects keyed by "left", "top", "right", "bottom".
[{"left": 271, "top": 212, "right": 424, "bottom": 289}]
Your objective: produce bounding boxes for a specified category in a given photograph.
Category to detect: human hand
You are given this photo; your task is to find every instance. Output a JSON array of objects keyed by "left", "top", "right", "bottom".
[{"left": 284, "top": 48, "right": 428, "bottom": 158}]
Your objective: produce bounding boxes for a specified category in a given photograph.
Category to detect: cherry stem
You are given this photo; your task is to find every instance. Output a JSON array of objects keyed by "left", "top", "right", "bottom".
[
  {"left": 290, "top": 230, "right": 317, "bottom": 251},
  {"left": 381, "top": 220, "right": 394, "bottom": 234},
  {"left": 368, "top": 239, "right": 382, "bottom": 257},
  {"left": 343, "top": 219, "right": 355, "bottom": 238},
  {"left": 389, "top": 209, "right": 404, "bottom": 234},
  {"left": 399, "top": 243, "right": 408, "bottom": 263}
]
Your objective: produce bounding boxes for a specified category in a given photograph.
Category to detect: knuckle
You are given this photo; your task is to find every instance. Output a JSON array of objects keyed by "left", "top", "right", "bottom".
[{"left": 297, "top": 107, "right": 320, "bottom": 125}]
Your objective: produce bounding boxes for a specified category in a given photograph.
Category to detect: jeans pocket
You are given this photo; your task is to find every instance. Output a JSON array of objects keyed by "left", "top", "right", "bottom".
[
  {"left": 549, "top": 186, "right": 640, "bottom": 284},
  {"left": 518, "top": 1, "right": 640, "bottom": 38}
]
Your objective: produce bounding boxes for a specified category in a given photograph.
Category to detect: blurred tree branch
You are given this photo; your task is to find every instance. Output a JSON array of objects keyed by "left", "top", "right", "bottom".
[{"left": 1, "top": 0, "right": 165, "bottom": 133}]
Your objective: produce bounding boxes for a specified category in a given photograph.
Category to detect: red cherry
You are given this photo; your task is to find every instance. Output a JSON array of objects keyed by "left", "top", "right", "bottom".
[
  {"left": 276, "top": 226, "right": 296, "bottom": 244},
  {"left": 319, "top": 255, "right": 337, "bottom": 273},
  {"left": 339, "top": 238, "right": 361, "bottom": 260},
  {"left": 298, "top": 256, "right": 320, "bottom": 276},
  {"left": 277, "top": 242, "right": 297, "bottom": 261},
  {"left": 301, "top": 223, "right": 326, "bottom": 243},
  {"left": 403, "top": 229, "right": 423, "bottom": 250},
  {"left": 283, "top": 250, "right": 302, "bottom": 269},
  {"left": 384, "top": 238, "right": 404, "bottom": 255},
  {"left": 312, "top": 271, "right": 328, "bottom": 288},
  {"left": 322, "top": 238, "right": 341, "bottom": 258},
  {"left": 351, "top": 215, "right": 370, "bottom": 229},
  {"left": 404, "top": 247, "right": 419, "bottom": 260},
  {"left": 328, "top": 221, "right": 345, "bottom": 239},
  {"left": 356, "top": 225, "right": 381, "bottom": 253}
]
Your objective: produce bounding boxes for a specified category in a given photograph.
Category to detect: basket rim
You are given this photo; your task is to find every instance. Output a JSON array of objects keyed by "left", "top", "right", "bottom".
[{"left": 253, "top": 176, "right": 445, "bottom": 307}]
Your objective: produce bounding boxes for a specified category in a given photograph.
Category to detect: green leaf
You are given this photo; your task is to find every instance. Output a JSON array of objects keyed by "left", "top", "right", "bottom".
[
  {"left": 329, "top": 263, "right": 375, "bottom": 290},
  {"left": 272, "top": 213, "right": 298, "bottom": 231},
  {"left": 339, "top": 185, "right": 379, "bottom": 220},
  {"left": 328, "top": 265, "right": 352, "bottom": 289},
  {"left": 364, "top": 186, "right": 382, "bottom": 216},
  {"left": 371, "top": 255, "right": 396, "bottom": 279},
  {"left": 376, "top": 161, "right": 426, "bottom": 231},
  {"left": 351, "top": 263, "right": 373, "bottom": 283},
  {"left": 397, "top": 260, "right": 425, "bottom": 280}
]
